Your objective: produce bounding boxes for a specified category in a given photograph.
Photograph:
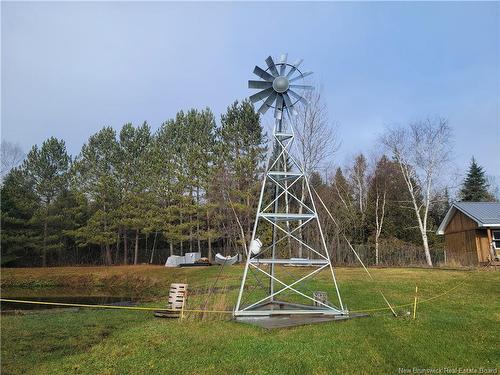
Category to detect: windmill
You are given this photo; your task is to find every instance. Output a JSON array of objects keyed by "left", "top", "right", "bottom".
[{"left": 234, "top": 54, "right": 347, "bottom": 318}]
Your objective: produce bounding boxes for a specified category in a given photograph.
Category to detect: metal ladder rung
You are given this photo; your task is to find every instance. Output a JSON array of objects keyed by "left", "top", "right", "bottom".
[
  {"left": 274, "top": 132, "right": 293, "bottom": 140},
  {"left": 259, "top": 213, "right": 315, "bottom": 222},
  {"left": 249, "top": 258, "right": 329, "bottom": 265},
  {"left": 267, "top": 171, "right": 303, "bottom": 180}
]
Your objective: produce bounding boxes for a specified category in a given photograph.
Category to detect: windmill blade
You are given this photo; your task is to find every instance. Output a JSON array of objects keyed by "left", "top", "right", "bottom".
[
  {"left": 249, "top": 87, "right": 274, "bottom": 103},
  {"left": 288, "top": 89, "right": 308, "bottom": 105},
  {"left": 292, "top": 58, "right": 303, "bottom": 68},
  {"left": 289, "top": 84, "right": 314, "bottom": 90},
  {"left": 286, "top": 59, "right": 303, "bottom": 78},
  {"left": 279, "top": 54, "right": 287, "bottom": 75},
  {"left": 289, "top": 71, "right": 313, "bottom": 83},
  {"left": 265, "top": 56, "right": 280, "bottom": 77},
  {"left": 282, "top": 91, "right": 293, "bottom": 107},
  {"left": 282, "top": 92, "right": 298, "bottom": 116},
  {"left": 248, "top": 80, "right": 273, "bottom": 89},
  {"left": 274, "top": 94, "right": 284, "bottom": 119},
  {"left": 258, "top": 91, "right": 278, "bottom": 115},
  {"left": 253, "top": 66, "right": 275, "bottom": 82}
]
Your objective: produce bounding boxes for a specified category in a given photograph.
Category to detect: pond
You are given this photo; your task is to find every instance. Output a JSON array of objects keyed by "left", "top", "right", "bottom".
[{"left": 0, "top": 295, "right": 138, "bottom": 311}]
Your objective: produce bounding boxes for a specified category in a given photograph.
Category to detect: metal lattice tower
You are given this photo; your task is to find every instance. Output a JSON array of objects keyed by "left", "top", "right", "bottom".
[{"left": 234, "top": 54, "right": 347, "bottom": 317}]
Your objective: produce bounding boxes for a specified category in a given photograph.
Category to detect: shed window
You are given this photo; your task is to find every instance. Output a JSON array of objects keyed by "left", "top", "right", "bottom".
[{"left": 493, "top": 230, "right": 500, "bottom": 249}]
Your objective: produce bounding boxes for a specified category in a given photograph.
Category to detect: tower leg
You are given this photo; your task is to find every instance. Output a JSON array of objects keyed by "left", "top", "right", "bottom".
[{"left": 234, "top": 105, "right": 345, "bottom": 317}]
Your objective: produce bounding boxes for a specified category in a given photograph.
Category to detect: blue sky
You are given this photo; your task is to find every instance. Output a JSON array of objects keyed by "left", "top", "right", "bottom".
[{"left": 2, "top": 1, "right": 499, "bottom": 183}]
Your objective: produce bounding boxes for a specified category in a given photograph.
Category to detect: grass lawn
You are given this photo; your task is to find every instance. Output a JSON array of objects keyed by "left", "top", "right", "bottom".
[{"left": 1, "top": 265, "right": 499, "bottom": 374}]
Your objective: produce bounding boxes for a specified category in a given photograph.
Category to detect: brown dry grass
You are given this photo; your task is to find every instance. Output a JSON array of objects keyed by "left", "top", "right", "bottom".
[{"left": 1, "top": 265, "right": 168, "bottom": 296}]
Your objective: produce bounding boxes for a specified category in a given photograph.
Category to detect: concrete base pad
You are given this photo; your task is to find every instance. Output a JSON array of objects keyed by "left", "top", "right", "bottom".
[{"left": 235, "top": 312, "right": 368, "bottom": 329}]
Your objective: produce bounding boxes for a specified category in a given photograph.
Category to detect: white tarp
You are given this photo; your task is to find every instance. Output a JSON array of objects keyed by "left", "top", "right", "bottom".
[
  {"left": 164, "top": 252, "right": 201, "bottom": 267},
  {"left": 184, "top": 252, "right": 201, "bottom": 263},
  {"left": 214, "top": 253, "right": 239, "bottom": 265},
  {"left": 165, "top": 255, "right": 185, "bottom": 267}
]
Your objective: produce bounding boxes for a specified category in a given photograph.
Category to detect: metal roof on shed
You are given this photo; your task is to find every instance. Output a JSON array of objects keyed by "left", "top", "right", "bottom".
[{"left": 437, "top": 202, "right": 500, "bottom": 234}]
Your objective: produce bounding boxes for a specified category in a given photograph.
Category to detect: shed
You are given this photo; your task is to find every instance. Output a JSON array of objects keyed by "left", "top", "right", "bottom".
[{"left": 437, "top": 202, "right": 500, "bottom": 265}]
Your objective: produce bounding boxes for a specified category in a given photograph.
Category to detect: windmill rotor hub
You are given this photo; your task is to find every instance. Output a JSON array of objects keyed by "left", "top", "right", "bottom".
[
  {"left": 249, "top": 54, "right": 313, "bottom": 118},
  {"left": 272, "top": 76, "right": 289, "bottom": 93}
]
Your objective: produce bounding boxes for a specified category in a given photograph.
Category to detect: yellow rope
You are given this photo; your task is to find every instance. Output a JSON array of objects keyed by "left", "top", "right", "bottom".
[
  {"left": 350, "top": 275, "right": 468, "bottom": 313},
  {"left": 0, "top": 274, "right": 468, "bottom": 315},
  {"left": 0, "top": 299, "right": 233, "bottom": 314}
]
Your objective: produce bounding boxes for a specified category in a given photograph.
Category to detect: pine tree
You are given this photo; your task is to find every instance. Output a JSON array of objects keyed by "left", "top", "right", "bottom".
[
  {"left": 429, "top": 188, "right": 450, "bottom": 226},
  {"left": 151, "top": 109, "right": 217, "bottom": 258},
  {"left": 73, "top": 127, "right": 120, "bottom": 265},
  {"left": 150, "top": 119, "right": 182, "bottom": 257},
  {"left": 0, "top": 168, "right": 39, "bottom": 265},
  {"left": 116, "top": 122, "right": 153, "bottom": 264},
  {"left": 459, "top": 157, "right": 494, "bottom": 202},
  {"left": 212, "top": 100, "right": 266, "bottom": 256},
  {"left": 22, "top": 137, "right": 71, "bottom": 266},
  {"left": 183, "top": 109, "right": 217, "bottom": 254}
]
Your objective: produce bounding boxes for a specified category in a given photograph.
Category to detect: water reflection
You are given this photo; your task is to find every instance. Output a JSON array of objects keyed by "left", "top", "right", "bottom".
[{"left": 1, "top": 295, "right": 137, "bottom": 311}]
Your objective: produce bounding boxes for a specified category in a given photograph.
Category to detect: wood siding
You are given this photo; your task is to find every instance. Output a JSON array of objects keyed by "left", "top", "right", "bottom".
[
  {"left": 444, "top": 230, "right": 478, "bottom": 265},
  {"left": 444, "top": 210, "right": 478, "bottom": 234},
  {"left": 475, "top": 229, "right": 490, "bottom": 263},
  {"left": 442, "top": 209, "right": 497, "bottom": 265}
]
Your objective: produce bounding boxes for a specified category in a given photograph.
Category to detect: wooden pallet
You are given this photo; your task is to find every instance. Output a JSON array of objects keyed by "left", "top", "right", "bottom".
[{"left": 154, "top": 283, "right": 188, "bottom": 319}]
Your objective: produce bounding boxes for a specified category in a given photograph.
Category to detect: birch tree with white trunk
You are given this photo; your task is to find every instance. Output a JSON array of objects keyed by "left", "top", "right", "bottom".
[
  {"left": 381, "top": 118, "right": 452, "bottom": 267},
  {"left": 369, "top": 155, "right": 392, "bottom": 265}
]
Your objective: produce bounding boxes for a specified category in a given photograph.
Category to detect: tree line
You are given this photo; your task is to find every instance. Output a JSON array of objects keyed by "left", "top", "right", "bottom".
[
  {"left": 2, "top": 101, "right": 265, "bottom": 266},
  {"left": 1, "top": 96, "right": 497, "bottom": 267}
]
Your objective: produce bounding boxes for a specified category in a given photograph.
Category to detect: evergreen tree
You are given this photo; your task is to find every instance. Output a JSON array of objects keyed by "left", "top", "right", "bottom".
[
  {"left": 116, "top": 122, "right": 153, "bottom": 264},
  {"left": 151, "top": 119, "right": 184, "bottom": 257},
  {"left": 72, "top": 127, "right": 120, "bottom": 265},
  {"left": 56, "top": 189, "right": 90, "bottom": 264},
  {"left": 328, "top": 166, "right": 363, "bottom": 258},
  {"left": 0, "top": 168, "right": 39, "bottom": 265},
  {"left": 366, "top": 157, "right": 420, "bottom": 245},
  {"left": 212, "top": 100, "right": 266, "bottom": 255},
  {"left": 22, "top": 137, "right": 71, "bottom": 266},
  {"left": 366, "top": 155, "right": 420, "bottom": 263},
  {"left": 459, "top": 157, "right": 494, "bottom": 201},
  {"left": 151, "top": 109, "right": 217, "bottom": 257},
  {"left": 183, "top": 109, "right": 217, "bottom": 254},
  {"left": 429, "top": 188, "right": 451, "bottom": 227}
]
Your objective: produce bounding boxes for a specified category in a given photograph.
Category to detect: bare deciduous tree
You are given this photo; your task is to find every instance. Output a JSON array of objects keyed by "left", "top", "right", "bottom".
[
  {"left": 349, "top": 153, "right": 369, "bottom": 224},
  {"left": 381, "top": 118, "right": 452, "bottom": 267},
  {"left": 293, "top": 87, "right": 341, "bottom": 257},
  {"left": 369, "top": 155, "right": 391, "bottom": 265},
  {"left": 374, "top": 187, "right": 386, "bottom": 265},
  {"left": 293, "top": 88, "right": 340, "bottom": 174},
  {"left": 1, "top": 141, "right": 24, "bottom": 180}
]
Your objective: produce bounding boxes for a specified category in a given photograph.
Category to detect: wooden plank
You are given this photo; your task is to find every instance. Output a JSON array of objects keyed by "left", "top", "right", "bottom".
[
  {"left": 444, "top": 210, "right": 478, "bottom": 234},
  {"left": 476, "top": 230, "right": 490, "bottom": 263},
  {"left": 444, "top": 229, "right": 478, "bottom": 265},
  {"left": 486, "top": 228, "right": 496, "bottom": 261}
]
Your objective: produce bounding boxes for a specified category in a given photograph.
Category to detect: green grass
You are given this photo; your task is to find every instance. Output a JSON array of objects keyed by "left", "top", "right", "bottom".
[{"left": 1, "top": 266, "right": 499, "bottom": 374}]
